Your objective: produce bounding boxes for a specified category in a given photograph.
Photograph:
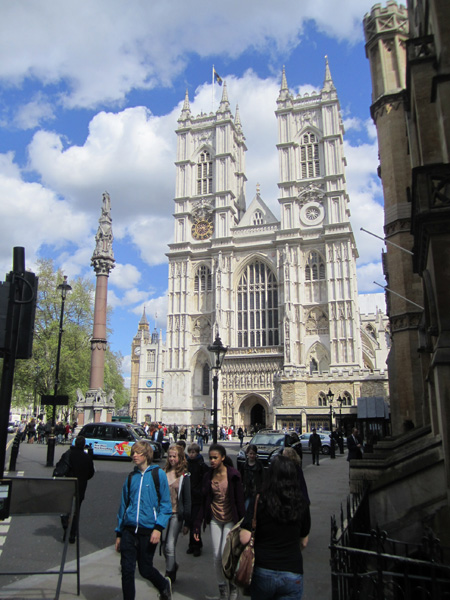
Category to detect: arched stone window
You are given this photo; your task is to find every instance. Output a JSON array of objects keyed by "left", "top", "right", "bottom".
[
  {"left": 197, "top": 151, "right": 212, "bottom": 195},
  {"left": 300, "top": 132, "right": 320, "bottom": 179},
  {"left": 237, "top": 260, "right": 279, "bottom": 348},
  {"left": 202, "top": 363, "right": 210, "bottom": 395},
  {"left": 318, "top": 392, "right": 327, "bottom": 407},
  {"left": 194, "top": 266, "right": 212, "bottom": 292},
  {"left": 305, "top": 251, "right": 326, "bottom": 281},
  {"left": 253, "top": 210, "right": 264, "bottom": 225}
]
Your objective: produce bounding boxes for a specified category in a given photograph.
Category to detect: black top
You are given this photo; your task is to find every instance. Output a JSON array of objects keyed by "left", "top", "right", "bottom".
[{"left": 241, "top": 496, "right": 311, "bottom": 575}]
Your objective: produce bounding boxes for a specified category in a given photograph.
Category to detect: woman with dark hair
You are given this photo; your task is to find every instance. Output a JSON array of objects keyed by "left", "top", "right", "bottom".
[
  {"left": 239, "top": 455, "right": 311, "bottom": 600},
  {"left": 193, "top": 443, "right": 245, "bottom": 600}
]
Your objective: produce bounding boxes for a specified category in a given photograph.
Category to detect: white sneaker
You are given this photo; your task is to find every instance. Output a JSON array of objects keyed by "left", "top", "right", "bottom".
[{"left": 229, "top": 583, "right": 239, "bottom": 600}]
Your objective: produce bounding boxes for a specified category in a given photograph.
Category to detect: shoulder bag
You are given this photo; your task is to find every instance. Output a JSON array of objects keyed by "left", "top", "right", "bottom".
[{"left": 233, "top": 494, "right": 259, "bottom": 588}]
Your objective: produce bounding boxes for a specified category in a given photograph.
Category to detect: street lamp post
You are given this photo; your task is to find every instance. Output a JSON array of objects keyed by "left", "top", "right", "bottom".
[
  {"left": 336, "top": 395, "right": 344, "bottom": 430},
  {"left": 46, "top": 276, "right": 72, "bottom": 467},
  {"left": 326, "top": 388, "right": 335, "bottom": 430},
  {"left": 207, "top": 333, "right": 228, "bottom": 445}
]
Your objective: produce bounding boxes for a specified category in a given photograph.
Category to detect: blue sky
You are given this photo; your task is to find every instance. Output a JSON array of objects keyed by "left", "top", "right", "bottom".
[{"left": 0, "top": 0, "right": 389, "bottom": 385}]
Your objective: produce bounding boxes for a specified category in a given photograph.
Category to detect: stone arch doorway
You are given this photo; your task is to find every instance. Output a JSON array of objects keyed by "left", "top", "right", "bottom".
[{"left": 250, "top": 404, "right": 266, "bottom": 431}]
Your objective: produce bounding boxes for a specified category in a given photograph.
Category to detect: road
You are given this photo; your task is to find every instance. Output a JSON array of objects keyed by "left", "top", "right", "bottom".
[{"left": 0, "top": 437, "right": 314, "bottom": 588}]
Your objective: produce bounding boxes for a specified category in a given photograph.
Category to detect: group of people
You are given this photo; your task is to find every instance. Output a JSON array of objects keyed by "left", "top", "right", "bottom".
[
  {"left": 18, "top": 418, "right": 76, "bottom": 444},
  {"left": 53, "top": 421, "right": 369, "bottom": 600},
  {"left": 114, "top": 438, "right": 311, "bottom": 600}
]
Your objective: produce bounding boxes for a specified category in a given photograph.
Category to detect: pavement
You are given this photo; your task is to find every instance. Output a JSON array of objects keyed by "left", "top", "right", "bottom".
[{"left": 0, "top": 442, "right": 350, "bottom": 600}]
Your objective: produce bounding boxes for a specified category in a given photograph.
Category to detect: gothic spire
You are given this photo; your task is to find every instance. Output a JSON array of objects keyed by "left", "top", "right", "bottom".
[
  {"left": 178, "top": 88, "right": 191, "bottom": 121},
  {"left": 323, "top": 55, "right": 335, "bottom": 91},
  {"left": 277, "top": 66, "right": 291, "bottom": 103},
  {"left": 235, "top": 103, "right": 241, "bottom": 128},
  {"left": 217, "top": 81, "right": 231, "bottom": 114}
]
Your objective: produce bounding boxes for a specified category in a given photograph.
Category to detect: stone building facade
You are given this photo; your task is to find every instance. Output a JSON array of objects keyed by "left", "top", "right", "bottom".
[
  {"left": 131, "top": 63, "right": 390, "bottom": 432},
  {"left": 355, "top": 0, "right": 450, "bottom": 546}
]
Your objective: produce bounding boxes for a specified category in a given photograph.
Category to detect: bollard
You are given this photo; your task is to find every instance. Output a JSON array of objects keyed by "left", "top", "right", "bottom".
[{"left": 8, "top": 432, "right": 22, "bottom": 471}]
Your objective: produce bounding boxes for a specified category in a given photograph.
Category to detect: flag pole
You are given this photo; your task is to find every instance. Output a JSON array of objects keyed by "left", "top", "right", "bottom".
[{"left": 212, "top": 65, "right": 215, "bottom": 111}]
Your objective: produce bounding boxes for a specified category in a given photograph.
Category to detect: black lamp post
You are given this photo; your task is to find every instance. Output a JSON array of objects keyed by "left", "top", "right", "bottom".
[
  {"left": 336, "top": 395, "right": 344, "bottom": 430},
  {"left": 207, "top": 333, "right": 228, "bottom": 444},
  {"left": 326, "top": 388, "right": 335, "bottom": 430},
  {"left": 46, "top": 276, "right": 72, "bottom": 467}
]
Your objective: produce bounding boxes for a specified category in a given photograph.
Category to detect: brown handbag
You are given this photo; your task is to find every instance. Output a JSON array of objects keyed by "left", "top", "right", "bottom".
[{"left": 234, "top": 494, "right": 259, "bottom": 588}]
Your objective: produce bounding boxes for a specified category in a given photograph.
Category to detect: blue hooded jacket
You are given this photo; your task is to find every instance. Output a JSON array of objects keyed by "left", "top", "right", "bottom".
[{"left": 116, "top": 465, "right": 172, "bottom": 535}]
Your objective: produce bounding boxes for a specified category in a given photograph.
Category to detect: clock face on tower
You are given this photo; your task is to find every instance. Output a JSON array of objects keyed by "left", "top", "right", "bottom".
[
  {"left": 192, "top": 216, "right": 214, "bottom": 240},
  {"left": 134, "top": 346, "right": 141, "bottom": 356}
]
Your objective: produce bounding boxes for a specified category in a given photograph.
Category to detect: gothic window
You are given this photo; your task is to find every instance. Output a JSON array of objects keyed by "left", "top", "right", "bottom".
[
  {"left": 300, "top": 132, "right": 320, "bottom": 179},
  {"left": 342, "top": 392, "right": 352, "bottom": 406},
  {"left": 253, "top": 210, "right": 264, "bottom": 225},
  {"left": 237, "top": 260, "right": 279, "bottom": 348},
  {"left": 197, "top": 152, "right": 213, "bottom": 195},
  {"left": 147, "top": 350, "right": 155, "bottom": 371},
  {"left": 309, "top": 358, "right": 318, "bottom": 374},
  {"left": 202, "top": 363, "right": 210, "bottom": 395},
  {"left": 194, "top": 266, "right": 212, "bottom": 292},
  {"left": 318, "top": 392, "right": 327, "bottom": 407},
  {"left": 305, "top": 251, "right": 326, "bottom": 281}
]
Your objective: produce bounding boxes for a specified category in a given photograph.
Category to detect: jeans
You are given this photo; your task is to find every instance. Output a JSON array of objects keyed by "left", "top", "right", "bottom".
[
  {"left": 210, "top": 518, "right": 234, "bottom": 585},
  {"left": 311, "top": 451, "right": 320, "bottom": 465},
  {"left": 163, "top": 514, "right": 182, "bottom": 572},
  {"left": 250, "top": 566, "right": 304, "bottom": 600},
  {"left": 197, "top": 435, "right": 203, "bottom": 450},
  {"left": 119, "top": 528, "right": 167, "bottom": 600}
]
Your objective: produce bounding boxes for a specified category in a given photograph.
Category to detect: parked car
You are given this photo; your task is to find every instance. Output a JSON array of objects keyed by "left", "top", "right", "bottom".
[
  {"left": 237, "top": 430, "right": 303, "bottom": 471},
  {"left": 300, "top": 431, "right": 332, "bottom": 455},
  {"left": 7, "top": 422, "right": 16, "bottom": 434},
  {"left": 76, "top": 422, "right": 162, "bottom": 460}
]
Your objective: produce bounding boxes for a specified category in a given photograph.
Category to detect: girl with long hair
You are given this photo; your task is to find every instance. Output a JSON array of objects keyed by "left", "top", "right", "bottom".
[
  {"left": 239, "top": 455, "right": 311, "bottom": 600},
  {"left": 193, "top": 443, "right": 245, "bottom": 600},
  {"left": 163, "top": 444, "right": 191, "bottom": 584}
]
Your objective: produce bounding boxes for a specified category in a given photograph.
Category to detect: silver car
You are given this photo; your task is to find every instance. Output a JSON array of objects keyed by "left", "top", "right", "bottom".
[{"left": 300, "top": 431, "right": 332, "bottom": 455}]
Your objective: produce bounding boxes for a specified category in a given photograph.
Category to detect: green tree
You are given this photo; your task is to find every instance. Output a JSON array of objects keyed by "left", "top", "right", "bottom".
[{"left": 13, "top": 258, "right": 126, "bottom": 418}]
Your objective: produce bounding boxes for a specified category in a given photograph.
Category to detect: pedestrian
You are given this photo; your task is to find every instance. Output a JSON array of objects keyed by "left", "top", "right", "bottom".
[
  {"left": 239, "top": 455, "right": 311, "bottom": 600},
  {"left": 237, "top": 426, "right": 244, "bottom": 448},
  {"left": 186, "top": 442, "right": 209, "bottom": 557},
  {"left": 347, "top": 428, "right": 363, "bottom": 461},
  {"left": 193, "top": 443, "right": 245, "bottom": 600},
  {"left": 162, "top": 444, "right": 191, "bottom": 584},
  {"left": 26, "top": 419, "right": 36, "bottom": 443},
  {"left": 115, "top": 441, "right": 173, "bottom": 600},
  {"left": 196, "top": 425, "right": 204, "bottom": 451},
  {"left": 308, "top": 428, "right": 322, "bottom": 465},
  {"left": 240, "top": 443, "right": 264, "bottom": 509},
  {"left": 173, "top": 424, "right": 179, "bottom": 442},
  {"left": 56, "top": 435, "right": 95, "bottom": 543}
]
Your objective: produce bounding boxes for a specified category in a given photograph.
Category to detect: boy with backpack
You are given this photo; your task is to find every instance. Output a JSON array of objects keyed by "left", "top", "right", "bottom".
[{"left": 115, "top": 441, "right": 173, "bottom": 600}]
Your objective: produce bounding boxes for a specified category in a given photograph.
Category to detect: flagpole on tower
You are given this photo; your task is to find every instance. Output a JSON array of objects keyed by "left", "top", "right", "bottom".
[{"left": 212, "top": 64, "right": 215, "bottom": 111}]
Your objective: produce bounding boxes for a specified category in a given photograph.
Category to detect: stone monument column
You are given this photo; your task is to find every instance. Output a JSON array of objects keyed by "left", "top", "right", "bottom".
[{"left": 76, "top": 192, "right": 116, "bottom": 425}]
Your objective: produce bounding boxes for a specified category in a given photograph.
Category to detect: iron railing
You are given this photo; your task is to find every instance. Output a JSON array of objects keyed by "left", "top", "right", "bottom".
[{"left": 330, "top": 486, "right": 450, "bottom": 599}]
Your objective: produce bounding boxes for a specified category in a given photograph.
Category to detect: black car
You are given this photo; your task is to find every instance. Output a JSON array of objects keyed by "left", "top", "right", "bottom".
[
  {"left": 236, "top": 430, "right": 303, "bottom": 471},
  {"left": 76, "top": 422, "right": 162, "bottom": 460}
]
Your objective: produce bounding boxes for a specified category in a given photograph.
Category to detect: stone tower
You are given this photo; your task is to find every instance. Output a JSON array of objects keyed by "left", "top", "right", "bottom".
[
  {"left": 130, "top": 309, "right": 165, "bottom": 423},
  {"left": 76, "top": 192, "right": 116, "bottom": 425},
  {"left": 161, "top": 67, "right": 389, "bottom": 431},
  {"left": 364, "top": 2, "right": 425, "bottom": 434}
]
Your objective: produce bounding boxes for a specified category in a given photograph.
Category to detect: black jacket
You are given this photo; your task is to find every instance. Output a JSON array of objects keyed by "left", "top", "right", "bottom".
[{"left": 63, "top": 446, "right": 95, "bottom": 501}]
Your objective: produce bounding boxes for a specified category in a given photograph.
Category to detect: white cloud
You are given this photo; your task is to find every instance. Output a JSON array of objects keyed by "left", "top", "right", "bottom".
[
  {"left": 1, "top": 0, "right": 378, "bottom": 110},
  {"left": 110, "top": 263, "right": 141, "bottom": 290},
  {"left": 132, "top": 294, "right": 168, "bottom": 328},
  {"left": 0, "top": 153, "right": 90, "bottom": 274},
  {"left": 14, "top": 94, "right": 55, "bottom": 130}
]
